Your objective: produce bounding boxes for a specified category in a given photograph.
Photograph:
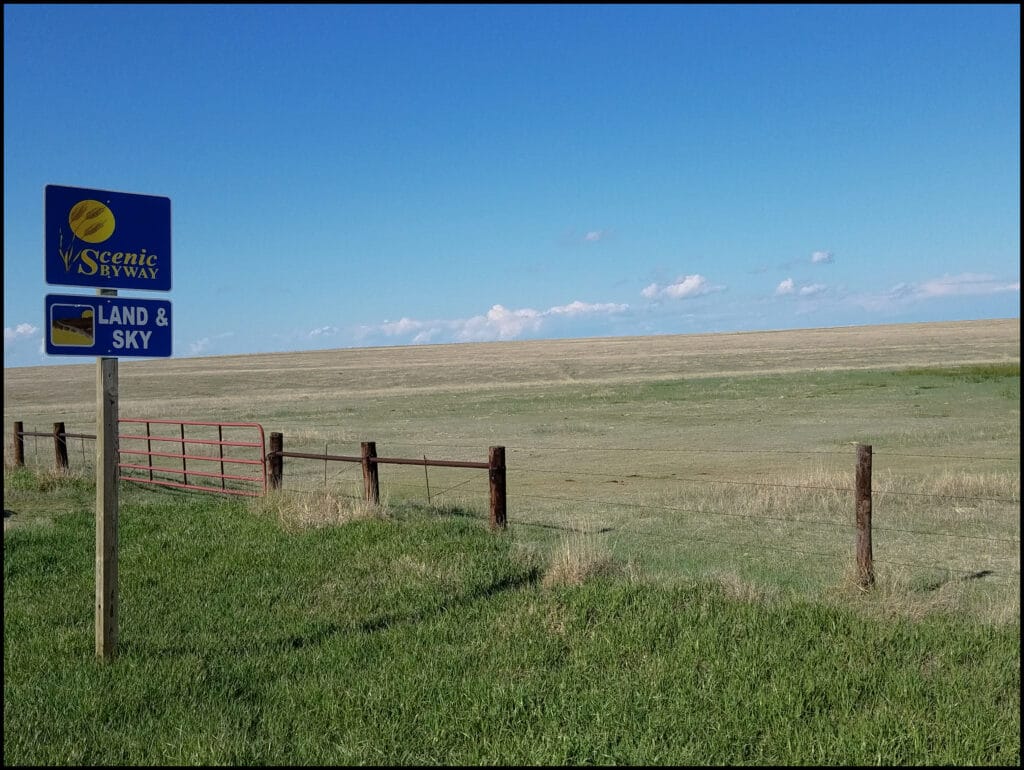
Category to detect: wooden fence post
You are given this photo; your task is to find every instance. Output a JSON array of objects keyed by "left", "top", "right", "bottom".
[
  {"left": 855, "top": 443, "right": 874, "bottom": 589},
  {"left": 361, "top": 442, "right": 379, "bottom": 504},
  {"left": 268, "top": 432, "right": 283, "bottom": 490},
  {"left": 13, "top": 421, "right": 25, "bottom": 467},
  {"left": 53, "top": 422, "right": 69, "bottom": 471},
  {"left": 489, "top": 446, "right": 507, "bottom": 530}
]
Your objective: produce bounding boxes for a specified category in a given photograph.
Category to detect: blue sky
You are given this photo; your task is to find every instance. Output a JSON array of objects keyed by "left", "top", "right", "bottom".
[{"left": 4, "top": 4, "right": 1019, "bottom": 368}]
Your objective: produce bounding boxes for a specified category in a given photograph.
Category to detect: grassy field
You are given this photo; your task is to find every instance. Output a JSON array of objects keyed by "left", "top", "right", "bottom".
[
  {"left": 3, "top": 319, "right": 1020, "bottom": 764},
  {"left": 2, "top": 470, "right": 1020, "bottom": 765},
  {"left": 5, "top": 318, "right": 1020, "bottom": 617}
]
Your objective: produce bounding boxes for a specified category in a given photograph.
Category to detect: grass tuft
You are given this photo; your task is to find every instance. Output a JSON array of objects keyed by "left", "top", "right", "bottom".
[
  {"left": 542, "top": 529, "right": 623, "bottom": 587},
  {"left": 250, "top": 488, "right": 387, "bottom": 531}
]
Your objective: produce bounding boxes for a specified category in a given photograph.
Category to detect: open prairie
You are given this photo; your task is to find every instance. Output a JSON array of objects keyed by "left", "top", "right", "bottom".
[{"left": 5, "top": 318, "right": 1020, "bottom": 618}]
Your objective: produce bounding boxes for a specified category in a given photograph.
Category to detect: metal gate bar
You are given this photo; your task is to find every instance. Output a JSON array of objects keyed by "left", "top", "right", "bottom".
[{"left": 118, "top": 419, "right": 266, "bottom": 497}]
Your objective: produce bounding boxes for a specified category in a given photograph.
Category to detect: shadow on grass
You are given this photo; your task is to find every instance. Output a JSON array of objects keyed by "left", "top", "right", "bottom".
[
  {"left": 345, "top": 568, "right": 540, "bottom": 639},
  {"left": 134, "top": 498, "right": 543, "bottom": 658},
  {"left": 141, "top": 567, "right": 542, "bottom": 658},
  {"left": 513, "top": 520, "right": 615, "bottom": 535}
]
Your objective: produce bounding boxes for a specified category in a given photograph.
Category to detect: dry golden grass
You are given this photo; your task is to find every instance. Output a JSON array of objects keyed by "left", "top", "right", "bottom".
[
  {"left": 251, "top": 488, "right": 387, "bottom": 532},
  {"left": 542, "top": 528, "right": 626, "bottom": 588},
  {"left": 4, "top": 319, "right": 1018, "bottom": 432}
]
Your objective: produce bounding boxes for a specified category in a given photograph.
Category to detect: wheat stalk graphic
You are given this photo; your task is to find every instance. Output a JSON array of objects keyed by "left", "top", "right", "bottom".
[
  {"left": 58, "top": 228, "right": 79, "bottom": 272},
  {"left": 58, "top": 201, "right": 94, "bottom": 271}
]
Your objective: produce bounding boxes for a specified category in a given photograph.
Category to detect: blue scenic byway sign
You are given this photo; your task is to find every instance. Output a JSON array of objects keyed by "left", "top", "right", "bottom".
[
  {"left": 45, "top": 185, "right": 171, "bottom": 291},
  {"left": 45, "top": 294, "right": 172, "bottom": 357}
]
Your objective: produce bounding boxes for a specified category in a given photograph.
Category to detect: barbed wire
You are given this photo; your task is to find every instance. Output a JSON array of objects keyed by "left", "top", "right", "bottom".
[
  {"left": 12, "top": 425, "right": 1020, "bottom": 464},
  {"left": 512, "top": 466, "right": 851, "bottom": 492},
  {"left": 510, "top": 467, "right": 1019, "bottom": 503},
  {"left": 871, "top": 558, "right": 1020, "bottom": 579},
  {"left": 509, "top": 492, "right": 1020, "bottom": 544},
  {"left": 513, "top": 518, "right": 848, "bottom": 562},
  {"left": 874, "top": 451, "right": 1019, "bottom": 461},
  {"left": 265, "top": 439, "right": 1020, "bottom": 463},
  {"left": 512, "top": 491, "right": 852, "bottom": 530},
  {"left": 511, "top": 517, "right": 1020, "bottom": 583},
  {"left": 873, "top": 488, "right": 1019, "bottom": 503}
]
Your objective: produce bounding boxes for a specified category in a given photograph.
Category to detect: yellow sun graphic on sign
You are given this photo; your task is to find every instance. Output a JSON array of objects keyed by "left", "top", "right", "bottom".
[{"left": 68, "top": 200, "right": 115, "bottom": 243}]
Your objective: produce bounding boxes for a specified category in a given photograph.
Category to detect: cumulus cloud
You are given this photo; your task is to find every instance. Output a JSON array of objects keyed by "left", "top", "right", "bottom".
[
  {"left": 811, "top": 250, "right": 833, "bottom": 264},
  {"left": 458, "top": 305, "right": 544, "bottom": 341},
  {"left": 642, "top": 274, "right": 722, "bottom": 300},
  {"left": 357, "top": 299, "right": 630, "bottom": 345},
  {"left": 308, "top": 325, "right": 338, "bottom": 338},
  {"left": 776, "top": 278, "right": 826, "bottom": 298},
  {"left": 583, "top": 230, "right": 609, "bottom": 242},
  {"left": 775, "top": 278, "right": 795, "bottom": 296},
  {"left": 378, "top": 317, "right": 430, "bottom": 337},
  {"left": 548, "top": 300, "right": 629, "bottom": 316},
  {"left": 4, "top": 323, "right": 39, "bottom": 342},
  {"left": 798, "top": 283, "right": 826, "bottom": 297}
]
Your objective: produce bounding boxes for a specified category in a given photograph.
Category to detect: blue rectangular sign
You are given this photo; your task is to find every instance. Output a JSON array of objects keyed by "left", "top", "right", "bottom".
[
  {"left": 45, "top": 185, "right": 171, "bottom": 291},
  {"left": 45, "top": 294, "right": 172, "bottom": 357}
]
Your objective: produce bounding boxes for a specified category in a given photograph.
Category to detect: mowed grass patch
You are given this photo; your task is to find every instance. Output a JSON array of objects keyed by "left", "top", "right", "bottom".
[{"left": 3, "top": 471, "right": 1021, "bottom": 766}]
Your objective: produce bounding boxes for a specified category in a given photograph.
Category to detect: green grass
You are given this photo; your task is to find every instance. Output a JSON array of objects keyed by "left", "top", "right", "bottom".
[
  {"left": 3, "top": 471, "right": 1020, "bottom": 765},
  {"left": 7, "top": 358, "right": 1020, "bottom": 621}
]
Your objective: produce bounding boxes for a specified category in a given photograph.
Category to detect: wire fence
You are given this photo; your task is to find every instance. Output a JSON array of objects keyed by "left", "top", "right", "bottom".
[{"left": 8, "top": 422, "right": 1020, "bottom": 587}]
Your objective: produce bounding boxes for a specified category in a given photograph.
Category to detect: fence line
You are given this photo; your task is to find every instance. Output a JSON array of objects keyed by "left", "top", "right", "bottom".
[
  {"left": 9, "top": 421, "right": 1019, "bottom": 588},
  {"left": 514, "top": 466, "right": 1019, "bottom": 503},
  {"left": 265, "top": 433, "right": 507, "bottom": 530},
  {"left": 508, "top": 491, "right": 1020, "bottom": 544}
]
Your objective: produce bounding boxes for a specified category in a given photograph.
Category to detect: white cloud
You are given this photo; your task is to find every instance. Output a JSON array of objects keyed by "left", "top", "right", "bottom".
[
  {"left": 583, "top": 230, "right": 608, "bottom": 242},
  {"left": 4, "top": 323, "right": 39, "bottom": 342},
  {"left": 811, "top": 250, "right": 833, "bottom": 264},
  {"left": 358, "top": 299, "right": 630, "bottom": 345},
  {"left": 188, "top": 332, "right": 234, "bottom": 356},
  {"left": 798, "top": 283, "right": 826, "bottom": 297},
  {"left": 308, "top": 325, "right": 338, "bottom": 338},
  {"left": 458, "top": 304, "right": 544, "bottom": 341},
  {"left": 548, "top": 300, "right": 629, "bottom": 316},
  {"left": 643, "top": 274, "right": 722, "bottom": 300},
  {"left": 856, "top": 272, "right": 1019, "bottom": 312},
  {"left": 913, "top": 273, "right": 1019, "bottom": 299},
  {"left": 379, "top": 317, "right": 430, "bottom": 337},
  {"left": 776, "top": 278, "right": 826, "bottom": 298}
]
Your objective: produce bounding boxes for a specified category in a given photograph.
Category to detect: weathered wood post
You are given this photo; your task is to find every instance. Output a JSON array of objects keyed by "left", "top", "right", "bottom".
[
  {"left": 96, "top": 348, "right": 119, "bottom": 660},
  {"left": 268, "top": 432, "right": 283, "bottom": 490},
  {"left": 13, "top": 421, "right": 25, "bottom": 467},
  {"left": 361, "top": 441, "right": 380, "bottom": 504},
  {"left": 489, "top": 446, "right": 507, "bottom": 530},
  {"left": 53, "top": 421, "right": 69, "bottom": 471},
  {"left": 855, "top": 443, "right": 874, "bottom": 589}
]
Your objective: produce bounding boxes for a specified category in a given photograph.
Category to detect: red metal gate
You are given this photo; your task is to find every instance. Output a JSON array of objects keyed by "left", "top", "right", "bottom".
[{"left": 118, "top": 419, "right": 267, "bottom": 497}]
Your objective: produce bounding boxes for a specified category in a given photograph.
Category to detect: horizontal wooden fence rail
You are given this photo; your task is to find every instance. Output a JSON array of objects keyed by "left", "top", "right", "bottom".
[{"left": 266, "top": 433, "right": 506, "bottom": 530}]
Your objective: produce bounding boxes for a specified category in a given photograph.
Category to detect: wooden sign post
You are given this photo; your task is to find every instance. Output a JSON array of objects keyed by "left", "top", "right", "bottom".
[
  {"left": 95, "top": 288, "right": 119, "bottom": 659},
  {"left": 44, "top": 185, "right": 172, "bottom": 661}
]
